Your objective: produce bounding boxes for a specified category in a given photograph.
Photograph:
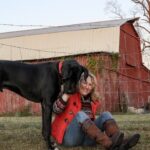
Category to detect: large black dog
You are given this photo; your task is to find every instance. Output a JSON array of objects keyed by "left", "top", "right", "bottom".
[{"left": 0, "top": 59, "right": 88, "bottom": 150}]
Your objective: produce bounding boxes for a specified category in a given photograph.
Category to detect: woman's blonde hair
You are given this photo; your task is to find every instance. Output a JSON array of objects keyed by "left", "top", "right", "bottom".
[{"left": 88, "top": 72, "right": 100, "bottom": 101}]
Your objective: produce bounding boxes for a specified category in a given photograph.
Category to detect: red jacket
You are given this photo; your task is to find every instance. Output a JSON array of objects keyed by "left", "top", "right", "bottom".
[{"left": 51, "top": 93, "right": 100, "bottom": 144}]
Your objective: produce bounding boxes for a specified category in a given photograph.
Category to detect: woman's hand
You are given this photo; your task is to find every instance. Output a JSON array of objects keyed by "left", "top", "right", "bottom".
[{"left": 61, "top": 93, "right": 70, "bottom": 102}]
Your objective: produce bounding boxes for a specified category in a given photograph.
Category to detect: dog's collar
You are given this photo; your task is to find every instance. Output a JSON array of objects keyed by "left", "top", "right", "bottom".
[
  {"left": 58, "top": 61, "right": 64, "bottom": 85},
  {"left": 58, "top": 61, "right": 63, "bottom": 74}
]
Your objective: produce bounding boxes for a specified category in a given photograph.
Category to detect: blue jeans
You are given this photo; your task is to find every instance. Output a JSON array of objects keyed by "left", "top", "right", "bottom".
[{"left": 62, "top": 111, "right": 114, "bottom": 146}]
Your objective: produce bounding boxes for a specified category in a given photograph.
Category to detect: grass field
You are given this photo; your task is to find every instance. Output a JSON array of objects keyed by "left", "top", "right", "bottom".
[{"left": 0, "top": 114, "right": 150, "bottom": 150}]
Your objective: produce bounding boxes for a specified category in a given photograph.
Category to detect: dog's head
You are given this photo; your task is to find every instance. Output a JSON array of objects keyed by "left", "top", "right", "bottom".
[{"left": 61, "top": 59, "right": 88, "bottom": 94}]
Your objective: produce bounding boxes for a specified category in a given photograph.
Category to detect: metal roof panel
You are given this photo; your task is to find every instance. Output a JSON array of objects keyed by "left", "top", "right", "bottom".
[{"left": 0, "top": 18, "right": 139, "bottom": 39}]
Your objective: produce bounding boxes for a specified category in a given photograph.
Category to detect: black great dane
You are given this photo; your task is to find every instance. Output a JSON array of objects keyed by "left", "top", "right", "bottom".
[{"left": 0, "top": 59, "right": 88, "bottom": 150}]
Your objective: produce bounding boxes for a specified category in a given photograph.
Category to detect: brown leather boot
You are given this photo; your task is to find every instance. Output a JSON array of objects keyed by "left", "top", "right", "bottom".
[
  {"left": 82, "top": 119, "right": 123, "bottom": 150},
  {"left": 119, "top": 134, "right": 140, "bottom": 150},
  {"left": 104, "top": 119, "right": 124, "bottom": 148}
]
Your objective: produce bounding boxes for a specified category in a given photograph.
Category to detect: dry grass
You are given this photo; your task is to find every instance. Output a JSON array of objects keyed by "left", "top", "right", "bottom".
[{"left": 0, "top": 114, "right": 150, "bottom": 150}]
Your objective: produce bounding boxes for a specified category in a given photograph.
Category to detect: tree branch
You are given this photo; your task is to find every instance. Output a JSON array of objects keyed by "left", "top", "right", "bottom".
[
  {"left": 105, "top": 0, "right": 150, "bottom": 51},
  {"left": 136, "top": 24, "right": 150, "bottom": 34},
  {"left": 131, "top": 0, "right": 150, "bottom": 22}
]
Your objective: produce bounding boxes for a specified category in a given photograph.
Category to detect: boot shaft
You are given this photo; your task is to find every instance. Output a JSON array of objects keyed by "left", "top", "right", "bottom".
[
  {"left": 103, "top": 119, "right": 124, "bottom": 149},
  {"left": 82, "top": 119, "right": 112, "bottom": 148},
  {"left": 104, "top": 119, "right": 119, "bottom": 137},
  {"left": 82, "top": 119, "right": 124, "bottom": 150}
]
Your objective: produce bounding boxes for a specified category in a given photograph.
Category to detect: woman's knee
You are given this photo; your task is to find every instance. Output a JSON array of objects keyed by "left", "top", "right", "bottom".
[
  {"left": 99, "top": 111, "right": 115, "bottom": 125},
  {"left": 100, "top": 111, "right": 113, "bottom": 120},
  {"left": 94, "top": 112, "right": 113, "bottom": 130},
  {"left": 76, "top": 111, "right": 89, "bottom": 123}
]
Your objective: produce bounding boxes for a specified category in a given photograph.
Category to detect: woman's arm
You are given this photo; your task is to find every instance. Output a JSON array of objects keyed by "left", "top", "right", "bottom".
[{"left": 53, "top": 94, "right": 70, "bottom": 114}]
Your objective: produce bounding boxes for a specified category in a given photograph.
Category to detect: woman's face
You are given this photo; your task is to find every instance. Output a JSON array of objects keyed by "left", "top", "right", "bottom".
[{"left": 79, "top": 76, "right": 94, "bottom": 96}]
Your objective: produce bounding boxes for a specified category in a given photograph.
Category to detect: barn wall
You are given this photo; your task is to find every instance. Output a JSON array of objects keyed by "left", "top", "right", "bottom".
[
  {"left": 119, "top": 23, "right": 150, "bottom": 108},
  {"left": 0, "top": 21, "right": 150, "bottom": 114},
  {"left": 0, "top": 49, "right": 150, "bottom": 115},
  {"left": 0, "top": 90, "right": 41, "bottom": 115},
  {"left": 0, "top": 27, "right": 120, "bottom": 60},
  {"left": 0, "top": 53, "right": 120, "bottom": 114}
]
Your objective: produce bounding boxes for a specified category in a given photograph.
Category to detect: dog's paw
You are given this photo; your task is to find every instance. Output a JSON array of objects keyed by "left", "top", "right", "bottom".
[
  {"left": 51, "top": 141, "right": 61, "bottom": 150},
  {"left": 48, "top": 147, "right": 60, "bottom": 150},
  {"left": 53, "top": 147, "right": 60, "bottom": 150}
]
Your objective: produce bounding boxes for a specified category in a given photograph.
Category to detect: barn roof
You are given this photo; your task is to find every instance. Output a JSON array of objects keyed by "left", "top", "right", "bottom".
[
  {"left": 0, "top": 17, "right": 140, "bottom": 61},
  {"left": 0, "top": 18, "right": 139, "bottom": 39}
]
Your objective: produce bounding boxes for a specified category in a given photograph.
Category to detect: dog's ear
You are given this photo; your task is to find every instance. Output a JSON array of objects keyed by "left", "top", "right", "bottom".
[
  {"left": 0, "top": 87, "right": 3, "bottom": 92},
  {"left": 62, "top": 63, "right": 72, "bottom": 80},
  {"left": 62, "top": 60, "right": 80, "bottom": 80}
]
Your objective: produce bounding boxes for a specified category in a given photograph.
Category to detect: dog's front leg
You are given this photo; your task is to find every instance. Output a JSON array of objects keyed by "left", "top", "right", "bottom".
[
  {"left": 0, "top": 78, "right": 3, "bottom": 92},
  {"left": 42, "top": 102, "right": 53, "bottom": 150},
  {"left": 41, "top": 102, "right": 45, "bottom": 138}
]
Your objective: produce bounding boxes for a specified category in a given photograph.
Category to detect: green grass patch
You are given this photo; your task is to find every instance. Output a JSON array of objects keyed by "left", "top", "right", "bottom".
[{"left": 0, "top": 115, "right": 150, "bottom": 150}]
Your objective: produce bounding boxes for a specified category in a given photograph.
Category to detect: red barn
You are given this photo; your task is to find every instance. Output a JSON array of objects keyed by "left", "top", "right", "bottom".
[{"left": 0, "top": 18, "right": 150, "bottom": 114}]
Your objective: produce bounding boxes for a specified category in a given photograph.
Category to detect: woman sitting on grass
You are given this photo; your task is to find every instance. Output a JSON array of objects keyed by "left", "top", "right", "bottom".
[{"left": 52, "top": 72, "right": 140, "bottom": 150}]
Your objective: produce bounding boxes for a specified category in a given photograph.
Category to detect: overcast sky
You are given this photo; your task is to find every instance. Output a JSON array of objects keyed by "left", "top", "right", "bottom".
[
  {"left": 0, "top": 0, "right": 134, "bottom": 32},
  {"left": 0, "top": 0, "right": 149, "bottom": 68}
]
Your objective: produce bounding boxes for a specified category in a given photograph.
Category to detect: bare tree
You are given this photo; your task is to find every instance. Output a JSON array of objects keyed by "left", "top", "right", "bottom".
[
  {"left": 105, "top": 0, "right": 126, "bottom": 19},
  {"left": 105, "top": 0, "right": 150, "bottom": 51}
]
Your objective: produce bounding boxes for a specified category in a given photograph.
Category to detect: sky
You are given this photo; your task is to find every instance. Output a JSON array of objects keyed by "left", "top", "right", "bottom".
[
  {"left": 0, "top": 0, "right": 149, "bottom": 68},
  {"left": 0, "top": 0, "right": 134, "bottom": 32}
]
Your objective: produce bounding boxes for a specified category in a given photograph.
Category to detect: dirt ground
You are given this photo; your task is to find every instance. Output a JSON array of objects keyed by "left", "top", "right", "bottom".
[{"left": 0, "top": 114, "right": 150, "bottom": 150}]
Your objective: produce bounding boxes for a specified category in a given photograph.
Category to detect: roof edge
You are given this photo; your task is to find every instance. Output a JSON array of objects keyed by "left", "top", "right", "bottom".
[{"left": 0, "top": 18, "right": 138, "bottom": 39}]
